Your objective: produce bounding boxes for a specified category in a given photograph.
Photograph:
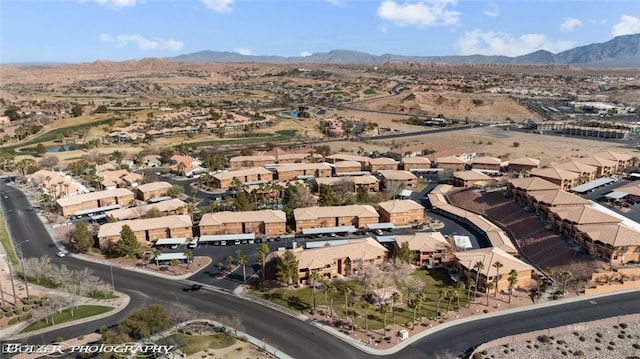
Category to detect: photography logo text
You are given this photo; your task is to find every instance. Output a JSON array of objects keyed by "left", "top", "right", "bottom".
[{"left": 2, "top": 342, "right": 174, "bottom": 357}]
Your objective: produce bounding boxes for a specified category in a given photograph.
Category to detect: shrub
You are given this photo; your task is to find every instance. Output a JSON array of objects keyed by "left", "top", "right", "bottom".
[
  {"left": 573, "top": 350, "right": 585, "bottom": 356},
  {"left": 14, "top": 308, "right": 22, "bottom": 315},
  {"left": 596, "top": 332, "right": 603, "bottom": 338},
  {"left": 0, "top": 311, "right": 3, "bottom": 319},
  {"left": 557, "top": 340, "right": 566, "bottom": 345},
  {"left": 619, "top": 334, "right": 626, "bottom": 339},
  {"left": 620, "top": 323, "right": 628, "bottom": 329},
  {"left": 483, "top": 309, "right": 489, "bottom": 313},
  {"left": 579, "top": 336, "right": 585, "bottom": 342},
  {"left": 8, "top": 317, "right": 18, "bottom": 325},
  {"left": 5, "top": 311, "right": 14, "bottom": 318},
  {"left": 18, "top": 313, "right": 32, "bottom": 322},
  {"left": 573, "top": 331, "right": 579, "bottom": 336},
  {"left": 633, "top": 343, "right": 640, "bottom": 349},
  {"left": 538, "top": 335, "right": 552, "bottom": 343},
  {"left": 607, "top": 346, "right": 615, "bottom": 351},
  {"left": 23, "top": 305, "right": 32, "bottom": 312},
  {"left": 472, "top": 353, "right": 483, "bottom": 359},
  {"left": 609, "top": 341, "right": 616, "bottom": 346},
  {"left": 55, "top": 337, "right": 63, "bottom": 343},
  {"left": 595, "top": 338, "right": 602, "bottom": 343},
  {"left": 595, "top": 347, "right": 601, "bottom": 351}
]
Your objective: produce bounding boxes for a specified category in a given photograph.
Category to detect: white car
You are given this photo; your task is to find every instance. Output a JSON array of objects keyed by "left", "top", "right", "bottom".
[{"left": 56, "top": 251, "right": 66, "bottom": 257}]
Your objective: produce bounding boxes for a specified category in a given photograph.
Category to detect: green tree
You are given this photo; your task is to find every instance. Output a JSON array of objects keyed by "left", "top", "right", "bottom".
[
  {"left": 71, "top": 105, "right": 83, "bottom": 117},
  {"left": 95, "top": 104, "right": 109, "bottom": 113},
  {"left": 380, "top": 302, "right": 391, "bottom": 335},
  {"left": 113, "top": 224, "right": 140, "bottom": 257},
  {"left": 356, "top": 185, "right": 371, "bottom": 203},
  {"left": 561, "top": 271, "right": 573, "bottom": 294},
  {"left": 170, "top": 259, "right": 179, "bottom": 274},
  {"left": 318, "top": 184, "right": 336, "bottom": 206},
  {"left": 275, "top": 250, "right": 298, "bottom": 287},
  {"left": 167, "top": 185, "right": 184, "bottom": 197},
  {"left": 485, "top": 282, "right": 494, "bottom": 306},
  {"left": 216, "top": 262, "right": 224, "bottom": 273},
  {"left": 256, "top": 242, "right": 270, "bottom": 288},
  {"left": 35, "top": 143, "right": 46, "bottom": 156},
  {"left": 72, "top": 221, "right": 94, "bottom": 252},
  {"left": 326, "top": 282, "right": 337, "bottom": 317},
  {"left": 456, "top": 281, "right": 466, "bottom": 310},
  {"left": 394, "top": 241, "right": 413, "bottom": 264},
  {"left": 391, "top": 291, "right": 401, "bottom": 324},
  {"left": 233, "top": 191, "right": 252, "bottom": 211},
  {"left": 412, "top": 291, "right": 426, "bottom": 329},
  {"left": 184, "top": 249, "right": 193, "bottom": 269},
  {"left": 145, "top": 207, "right": 162, "bottom": 218},
  {"left": 225, "top": 255, "right": 234, "bottom": 269},
  {"left": 466, "top": 278, "right": 476, "bottom": 305},
  {"left": 120, "top": 304, "right": 171, "bottom": 339}
]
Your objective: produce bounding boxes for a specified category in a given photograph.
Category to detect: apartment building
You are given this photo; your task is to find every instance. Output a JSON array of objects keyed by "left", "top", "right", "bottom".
[
  {"left": 212, "top": 167, "right": 274, "bottom": 189},
  {"left": 137, "top": 181, "right": 173, "bottom": 201},
  {"left": 228, "top": 155, "right": 276, "bottom": 170},
  {"left": 57, "top": 188, "right": 135, "bottom": 217},
  {"left": 325, "top": 153, "right": 370, "bottom": 167},
  {"left": 530, "top": 167, "right": 582, "bottom": 191},
  {"left": 453, "top": 170, "right": 495, "bottom": 188},
  {"left": 314, "top": 175, "right": 380, "bottom": 193},
  {"left": 380, "top": 170, "right": 418, "bottom": 191},
  {"left": 199, "top": 209, "right": 286, "bottom": 236},
  {"left": 454, "top": 247, "right": 534, "bottom": 292},
  {"left": 506, "top": 177, "right": 561, "bottom": 201},
  {"left": 104, "top": 198, "right": 188, "bottom": 221},
  {"left": 97, "top": 214, "right": 193, "bottom": 250},
  {"left": 435, "top": 156, "right": 466, "bottom": 170},
  {"left": 507, "top": 157, "right": 540, "bottom": 173},
  {"left": 551, "top": 161, "right": 598, "bottom": 183},
  {"left": 401, "top": 156, "right": 432, "bottom": 171},
  {"left": 275, "top": 163, "right": 332, "bottom": 181},
  {"left": 394, "top": 232, "right": 452, "bottom": 267},
  {"left": 378, "top": 199, "right": 425, "bottom": 226},
  {"left": 368, "top": 157, "right": 398, "bottom": 174},
  {"left": 469, "top": 156, "right": 502, "bottom": 171},
  {"left": 575, "top": 155, "right": 618, "bottom": 177},
  {"left": 333, "top": 161, "right": 363, "bottom": 176},
  {"left": 293, "top": 204, "right": 379, "bottom": 231}
]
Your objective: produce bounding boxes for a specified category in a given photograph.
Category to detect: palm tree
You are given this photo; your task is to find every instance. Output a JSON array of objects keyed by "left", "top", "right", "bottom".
[
  {"left": 455, "top": 281, "right": 466, "bottom": 311},
  {"left": 380, "top": 302, "right": 392, "bottom": 335},
  {"left": 473, "top": 261, "right": 485, "bottom": 299},
  {"left": 561, "top": 271, "right": 573, "bottom": 294},
  {"left": 485, "top": 282, "right": 495, "bottom": 306},
  {"left": 610, "top": 246, "right": 621, "bottom": 270},
  {"left": 238, "top": 254, "right": 248, "bottom": 283},
  {"left": 225, "top": 255, "right": 234, "bottom": 269},
  {"left": 412, "top": 292, "right": 425, "bottom": 329},
  {"left": 362, "top": 301, "right": 371, "bottom": 342},
  {"left": 309, "top": 271, "right": 321, "bottom": 311},
  {"left": 492, "top": 261, "right": 504, "bottom": 297},
  {"left": 170, "top": 259, "right": 179, "bottom": 274},
  {"left": 435, "top": 288, "right": 445, "bottom": 319},
  {"left": 631, "top": 156, "right": 638, "bottom": 168},
  {"left": 256, "top": 243, "right": 269, "bottom": 289},
  {"left": 183, "top": 249, "right": 193, "bottom": 269},
  {"left": 216, "top": 261, "right": 224, "bottom": 273},
  {"left": 446, "top": 288, "right": 455, "bottom": 314},
  {"left": 466, "top": 278, "right": 475, "bottom": 305},
  {"left": 176, "top": 162, "right": 186, "bottom": 176},
  {"left": 507, "top": 269, "right": 518, "bottom": 303},
  {"left": 344, "top": 286, "right": 352, "bottom": 321},
  {"left": 391, "top": 291, "right": 401, "bottom": 324},
  {"left": 326, "top": 282, "right": 337, "bottom": 317}
]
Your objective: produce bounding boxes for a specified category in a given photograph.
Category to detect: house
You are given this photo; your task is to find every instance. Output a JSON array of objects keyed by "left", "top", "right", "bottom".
[
  {"left": 529, "top": 167, "right": 582, "bottom": 191},
  {"left": 507, "top": 157, "right": 540, "bottom": 173},
  {"left": 275, "top": 163, "right": 332, "bottom": 181},
  {"left": 273, "top": 238, "right": 388, "bottom": 283},
  {"left": 378, "top": 199, "right": 425, "bottom": 226},
  {"left": 435, "top": 156, "right": 467, "bottom": 170},
  {"left": 170, "top": 155, "right": 204, "bottom": 177},
  {"left": 142, "top": 155, "right": 162, "bottom": 168},
  {"left": 401, "top": 156, "right": 432, "bottom": 172},
  {"left": 27, "top": 170, "right": 83, "bottom": 198},
  {"left": 293, "top": 204, "right": 380, "bottom": 231},
  {"left": 97, "top": 169, "right": 131, "bottom": 190},
  {"left": 228, "top": 155, "right": 276, "bottom": 170},
  {"left": 453, "top": 247, "right": 535, "bottom": 292},
  {"left": 394, "top": 232, "right": 452, "bottom": 267},
  {"left": 137, "top": 181, "right": 173, "bottom": 201},
  {"left": 453, "top": 170, "right": 495, "bottom": 188},
  {"left": 469, "top": 156, "right": 502, "bottom": 171},
  {"left": 212, "top": 167, "right": 274, "bottom": 189},
  {"left": 96, "top": 214, "right": 193, "bottom": 250},
  {"left": 380, "top": 170, "right": 418, "bottom": 191},
  {"left": 104, "top": 198, "right": 188, "bottom": 221},
  {"left": 333, "top": 161, "right": 364, "bottom": 176},
  {"left": 368, "top": 157, "right": 398, "bottom": 174},
  {"left": 199, "top": 210, "right": 286, "bottom": 237},
  {"left": 314, "top": 175, "right": 380, "bottom": 193},
  {"left": 56, "top": 188, "right": 135, "bottom": 218}
]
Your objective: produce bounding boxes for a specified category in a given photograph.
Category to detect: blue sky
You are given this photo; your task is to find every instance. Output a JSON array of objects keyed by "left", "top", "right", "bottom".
[{"left": 1, "top": 0, "right": 639, "bottom": 63}]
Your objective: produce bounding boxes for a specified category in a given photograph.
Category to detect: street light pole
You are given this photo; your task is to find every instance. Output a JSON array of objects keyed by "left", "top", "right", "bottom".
[{"left": 17, "top": 240, "right": 30, "bottom": 298}]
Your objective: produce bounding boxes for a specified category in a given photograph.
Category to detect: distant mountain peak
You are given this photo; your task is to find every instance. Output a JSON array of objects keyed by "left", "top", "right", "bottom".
[{"left": 168, "top": 33, "right": 640, "bottom": 68}]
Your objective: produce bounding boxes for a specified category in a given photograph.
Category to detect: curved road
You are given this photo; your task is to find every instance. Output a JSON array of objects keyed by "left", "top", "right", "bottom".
[{"left": 3, "top": 182, "right": 640, "bottom": 358}]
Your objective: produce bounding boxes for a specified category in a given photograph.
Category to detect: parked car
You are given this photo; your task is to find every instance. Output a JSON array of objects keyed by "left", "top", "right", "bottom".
[
  {"left": 183, "top": 284, "right": 203, "bottom": 292},
  {"left": 56, "top": 251, "right": 66, "bottom": 258}
]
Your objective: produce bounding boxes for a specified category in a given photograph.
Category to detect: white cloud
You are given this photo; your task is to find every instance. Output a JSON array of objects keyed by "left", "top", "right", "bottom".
[
  {"left": 100, "top": 34, "right": 184, "bottom": 51},
  {"left": 81, "top": 0, "right": 138, "bottom": 9},
  {"left": 234, "top": 48, "right": 253, "bottom": 55},
  {"left": 561, "top": 17, "right": 582, "bottom": 32},
  {"left": 201, "top": 0, "right": 234, "bottom": 13},
  {"left": 482, "top": 2, "right": 499, "bottom": 17},
  {"left": 457, "top": 30, "right": 575, "bottom": 56},
  {"left": 300, "top": 51, "right": 312, "bottom": 57},
  {"left": 377, "top": 0, "right": 461, "bottom": 27},
  {"left": 612, "top": 15, "right": 640, "bottom": 36}
]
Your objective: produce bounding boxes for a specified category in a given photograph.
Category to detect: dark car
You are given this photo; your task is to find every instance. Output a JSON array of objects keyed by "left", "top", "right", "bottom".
[{"left": 183, "top": 284, "right": 203, "bottom": 292}]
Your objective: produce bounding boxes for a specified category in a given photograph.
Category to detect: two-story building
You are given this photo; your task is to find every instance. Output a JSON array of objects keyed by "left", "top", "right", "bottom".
[
  {"left": 57, "top": 188, "right": 135, "bottom": 218},
  {"left": 212, "top": 167, "right": 274, "bottom": 189},
  {"left": 276, "top": 163, "right": 332, "bottom": 181},
  {"left": 378, "top": 199, "right": 425, "bottom": 226},
  {"left": 293, "top": 204, "right": 379, "bottom": 231},
  {"left": 380, "top": 170, "right": 418, "bottom": 191},
  {"left": 137, "top": 181, "right": 173, "bottom": 201},
  {"left": 199, "top": 209, "right": 286, "bottom": 237},
  {"left": 97, "top": 214, "right": 193, "bottom": 250},
  {"left": 394, "top": 232, "right": 452, "bottom": 267}
]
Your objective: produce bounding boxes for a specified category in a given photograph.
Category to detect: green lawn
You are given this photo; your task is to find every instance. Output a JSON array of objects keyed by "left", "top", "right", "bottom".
[
  {"left": 173, "top": 333, "right": 236, "bottom": 355},
  {"left": 0, "top": 210, "right": 18, "bottom": 266},
  {"left": 251, "top": 268, "right": 472, "bottom": 331},
  {"left": 183, "top": 130, "right": 296, "bottom": 148},
  {"left": 21, "top": 305, "right": 113, "bottom": 332}
]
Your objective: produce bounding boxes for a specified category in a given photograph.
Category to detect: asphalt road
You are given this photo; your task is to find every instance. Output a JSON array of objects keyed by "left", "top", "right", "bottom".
[{"left": 3, "top": 181, "right": 640, "bottom": 358}]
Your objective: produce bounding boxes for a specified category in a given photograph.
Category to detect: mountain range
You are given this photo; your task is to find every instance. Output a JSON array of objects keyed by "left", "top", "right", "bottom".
[{"left": 169, "top": 33, "right": 640, "bottom": 68}]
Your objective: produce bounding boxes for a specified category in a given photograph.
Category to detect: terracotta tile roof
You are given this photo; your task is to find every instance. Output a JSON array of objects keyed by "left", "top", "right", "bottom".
[
  {"left": 137, "top": 181, "right": 172, "bottom": 193},
  {"left": 470, "top": 156, "right": 502, "bottom": 165},
  {"left": 282, "top": 237, "right": 388, "bottom": 271},
  {"left": 453, "top": 170, "right": 493, "bottom": 181},
  {"left": 326, "top": 153, "right": 371, "bottom": 164},
  {"left": 455, "top": 247, "right": 535, "bottom": 277},
  {"left": 105, "top": 198, "right": 187, "bottom": 220},
  {"left": 508, "top": 157, "right": 541, "bottom": 166},
  {"left": 614, "top": 183, "right": 640, "bottom": 196},
  {"left": 369, "top": 157, "right": 398, "bottom": 165},
  {"left": 57, "top": 188, "right": 134, "bottom": 207},
  {"left": 380, "top": 170, "right": 418, "bottom": 180},
  {"left": 294, "top": 205, "right": 379, "bottom": 221},
  {"left": 531, "top": 167, "right": 581, "bottom": 181},
  {"left": 551, "top": 160, "right": 598, "bottom": 174},
  {"left": 334, "top": 161, "right": 362, "bottom": 168},
  {"left": 529, "top": 189, "right": 590, "bottom": 206},
  {"left": 594, "top": 151, "right": 632, "bottom": 162},
  {"left": 577, "top": 223, "right": 640, "bottom": 247},
  {"left": 506, "top": 177, "right": 560, "bottom": 191},
  {"left": 549, "top": 205, "right": 622, "bottom": 225},
  {"left": 315, "top": 175, "right": 379, "bottom": 186},
  {"left": 213, "top": 167, "right": 273, "bottom": 181},
  {"left": 276, "top": 163, "right": 332, "bottom": 172},
  {"left": 394, "top": 232, "right": 449, "bottom": 252},
  {"left": 378, "top": 199, "right": 424, "bottom": 213},
  {"left": 436, "top": 156, "right": 466, "bottom": 164},
  {"left": 575, "top": 155, "right": 617, "bottom": 168},
  {"left": 229, "top": 155, "right": 276, "bottom": 164},
  {"left": 401, "top": 156, "right": 431, "bottom": 165},
  {"left": 200, "top": 210, "right": 286, "bottom": 226},
  {"left": 97, "top": 214, "right": 192, "bottom": 238}
]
